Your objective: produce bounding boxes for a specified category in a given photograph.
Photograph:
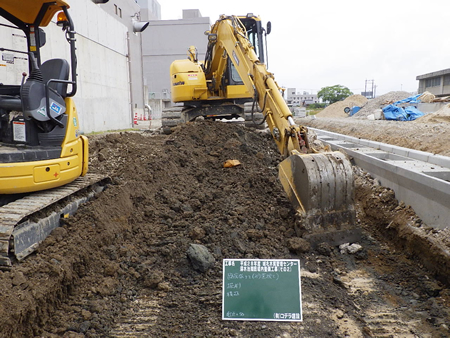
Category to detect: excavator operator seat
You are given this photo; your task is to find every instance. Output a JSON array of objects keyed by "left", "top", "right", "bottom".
[
  {"left": 41, "top": 58, "right": 70, "bottom": 97},
  {"left": 0, "top": 59, "right": 69, "bottom": 115},
  {"left": 21, "top": 58, "right": 69, "bottom": 122}
]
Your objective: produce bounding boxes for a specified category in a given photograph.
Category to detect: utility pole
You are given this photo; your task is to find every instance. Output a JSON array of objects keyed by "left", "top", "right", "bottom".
[{"left": 363, "top": 79, "right": 375, "bottom": 99}]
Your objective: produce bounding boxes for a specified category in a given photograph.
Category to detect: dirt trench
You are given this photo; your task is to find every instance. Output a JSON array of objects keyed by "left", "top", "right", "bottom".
[{"left": 0, "top": 120, "right": 449, "bottom": 337}]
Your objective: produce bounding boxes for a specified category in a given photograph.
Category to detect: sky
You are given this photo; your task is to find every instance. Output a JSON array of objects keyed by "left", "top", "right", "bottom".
[{"left": 159, "top": 0, "right": 450, "bottom": 96}]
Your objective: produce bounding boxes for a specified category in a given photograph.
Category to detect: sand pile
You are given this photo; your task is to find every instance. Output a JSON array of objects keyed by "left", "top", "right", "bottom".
[
  {"left": 316, "top": 92, "right": 423, "bottom": 119},
  {"left": 316, "top": 94, "right": 368, "bottom": 118},
  {"left": 418, "top": 91, "right": 436, "bottom": 103},
  {"left": 344, "top": 94, "right": 368, "bottom": 106},
  {"left": 415, "top": 103, "right": 450, "bottom": 123},
  {"left": 352, "top": 91, "right": 412, "bottom": 118}
]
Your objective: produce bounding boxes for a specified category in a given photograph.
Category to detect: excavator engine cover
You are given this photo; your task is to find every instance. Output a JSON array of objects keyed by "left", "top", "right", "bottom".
[{"left": 279, "top": 151, "right": 356, "bottom": 234}]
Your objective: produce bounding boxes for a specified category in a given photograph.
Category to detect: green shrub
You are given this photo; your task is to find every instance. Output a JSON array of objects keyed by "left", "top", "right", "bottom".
[{"left": 307, "top": 103, "right": 327, "bottom": 109}]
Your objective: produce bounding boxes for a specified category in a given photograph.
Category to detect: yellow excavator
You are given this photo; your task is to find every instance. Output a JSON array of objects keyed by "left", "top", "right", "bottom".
[
  {"left": 0, "top": 1, "right": 105, "bottom": 267},
  {"left": 168, "top": 14, "right": 356, "bottom": 240}
]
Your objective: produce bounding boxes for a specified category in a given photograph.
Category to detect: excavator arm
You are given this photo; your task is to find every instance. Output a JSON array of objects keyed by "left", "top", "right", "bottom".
[
  {"left": 204, "top": 15, "right": 355, "bottom": 231},
  {"left": 204, "top": 16, "right": 308, "bottom": 157}
]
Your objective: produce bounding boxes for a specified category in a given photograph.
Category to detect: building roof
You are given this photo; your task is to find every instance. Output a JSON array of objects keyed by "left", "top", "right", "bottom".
[{"left": 416, "top": 68, "right": 450, "bottom": 80}]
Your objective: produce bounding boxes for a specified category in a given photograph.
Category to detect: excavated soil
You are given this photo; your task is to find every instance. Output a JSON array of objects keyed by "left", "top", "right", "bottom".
[{"left": 0, "top": 120, "right": 449, "bottom": 337}]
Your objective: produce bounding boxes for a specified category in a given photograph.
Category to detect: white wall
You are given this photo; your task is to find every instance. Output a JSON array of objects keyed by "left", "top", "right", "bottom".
[{"left": 0, "top": 18, "right": 28, "bottom": 84}]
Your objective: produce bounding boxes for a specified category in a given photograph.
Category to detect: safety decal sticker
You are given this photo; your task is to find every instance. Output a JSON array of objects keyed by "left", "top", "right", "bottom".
[
  {"left": 13, "top": 121, "right": 26, "bottom": 142},
  {"left": 37, "top": 107, "right": 47, "bottom": 117},
  {"left": 50, "top": 102, "right": 61, "bottom": 114}
]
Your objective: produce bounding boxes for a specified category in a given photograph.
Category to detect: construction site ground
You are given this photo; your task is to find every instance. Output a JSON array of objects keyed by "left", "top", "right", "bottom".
[{"left": 0, "top": 117, "right": 449, "bottom": 337}]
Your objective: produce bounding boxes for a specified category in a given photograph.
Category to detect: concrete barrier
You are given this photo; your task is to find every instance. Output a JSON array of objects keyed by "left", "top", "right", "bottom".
[{"left": 310, "top": 128, "right": 450, "bottom": 230}]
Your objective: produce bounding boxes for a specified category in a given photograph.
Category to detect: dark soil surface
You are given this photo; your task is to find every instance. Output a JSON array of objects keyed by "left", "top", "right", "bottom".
[{"left": 0, "top": 120, "right": 449, "bottom": 337}]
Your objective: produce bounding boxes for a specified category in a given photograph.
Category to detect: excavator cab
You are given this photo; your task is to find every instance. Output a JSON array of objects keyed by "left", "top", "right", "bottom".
[
  {"left": 0, "top": 0, "right": 88, "bottom": 194},
  {"left": 201, "top": 14, "right": 269, "bottom": 101},
  {"left": 238, "top": 14, "right": 268, "bottom": 63},
  {"left": 222, "top": 16, "right": 268, "bottom": 90}
]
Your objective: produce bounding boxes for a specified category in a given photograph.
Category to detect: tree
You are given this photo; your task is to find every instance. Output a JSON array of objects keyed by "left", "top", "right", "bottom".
[{"left": 317, "top": 85, "right": 353, "bottom": 104}]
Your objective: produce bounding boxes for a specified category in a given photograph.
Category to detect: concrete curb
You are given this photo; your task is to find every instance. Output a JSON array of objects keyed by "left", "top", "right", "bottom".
[{"left": 310, "top": 127, "right": 450, "bottom": 230}]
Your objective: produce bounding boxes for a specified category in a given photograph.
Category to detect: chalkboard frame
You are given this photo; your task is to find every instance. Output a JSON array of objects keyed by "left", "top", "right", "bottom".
[{"left": 222, "top": 259, "right": 302, "bottom": 321}]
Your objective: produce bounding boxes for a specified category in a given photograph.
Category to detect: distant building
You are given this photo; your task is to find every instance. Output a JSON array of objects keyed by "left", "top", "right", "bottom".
[
  {"left": 137, "top": 0, "right": 161, "bottom": 21},
  {"left": 286, "top": 88, "right": 319, "bottom": 106},
  {"left": 417, "top": 69, "right": 450, "bottom": 97},
  {"left": 141, "top": 9, "right": 210, "bottom": 117}
]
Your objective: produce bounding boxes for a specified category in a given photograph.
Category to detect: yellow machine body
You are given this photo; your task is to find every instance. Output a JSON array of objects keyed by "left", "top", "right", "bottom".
[
  {"left": 0, "top": 98, "right": 88, "bottom": 194},
  {"left": 170, "top": 59, "right": 208, "bottom": 102},
  {"left": 0, "top": 0, "right": 69, "bottom": 26},
  {"left": 0, "top": 0, "right": 88, "bottom": 195}
]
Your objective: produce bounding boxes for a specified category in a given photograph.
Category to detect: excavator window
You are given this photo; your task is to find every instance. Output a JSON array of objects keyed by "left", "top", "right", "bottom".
[
  {"left": 247, "top": 27, "right": 259, "bottom": 57},
  {"left": 229, "top": 60, "right": 243, "bottom": 84},
  {"left": 240, "top": 18, "right": 265, "bottom": 64}
]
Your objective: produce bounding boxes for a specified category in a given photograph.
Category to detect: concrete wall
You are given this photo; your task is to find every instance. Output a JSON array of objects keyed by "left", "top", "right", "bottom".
[
  {"left": 141, "top": 13, "right": 210, "bottom": 118},
  {"left": 99, "top": 0, "right": 153, "bottom": 122},
  {"left": 57, "top": 1, "right": 131, "bottom": 133},
  {"left": 417, "top": 102, "right": 448, "bottom": 113}
]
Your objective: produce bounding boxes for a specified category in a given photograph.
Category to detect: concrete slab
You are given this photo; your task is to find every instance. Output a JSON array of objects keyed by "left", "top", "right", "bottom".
[{"left": 133, "top": 118, "right": 162, "bottom": 131}]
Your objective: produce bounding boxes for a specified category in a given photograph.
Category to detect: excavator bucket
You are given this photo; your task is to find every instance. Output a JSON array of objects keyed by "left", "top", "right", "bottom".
[{"left": 278, "top": 151, "right": 357, "bottom": 243}]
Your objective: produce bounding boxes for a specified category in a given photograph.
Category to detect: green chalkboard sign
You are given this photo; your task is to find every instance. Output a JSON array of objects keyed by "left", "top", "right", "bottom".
[{"left": 222, "top": 259, "right": 302, "bottom": 321}]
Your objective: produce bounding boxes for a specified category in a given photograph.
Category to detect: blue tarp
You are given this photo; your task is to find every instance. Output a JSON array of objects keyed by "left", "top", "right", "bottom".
[
  {"left": 382, "top": 94, "right": 425, "bottom": 121},
  {"left": 349, "top": 106, "right": 361, "bottom": 116},
  {"left": 392, "top": 94, "right": 421, "bottom": 105},
  {"left": 382, "top": 104, "right": 424, "bottom": 121}
]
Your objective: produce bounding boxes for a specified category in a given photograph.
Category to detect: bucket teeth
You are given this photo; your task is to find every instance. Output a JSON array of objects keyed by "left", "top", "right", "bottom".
[{"left": 278, "top": 151, "right": 356, "bottom": 232}]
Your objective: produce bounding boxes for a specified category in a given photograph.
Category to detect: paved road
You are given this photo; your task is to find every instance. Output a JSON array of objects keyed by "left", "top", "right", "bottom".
[{"left": 133, "top": 118, "right": 161, "bottom": 131}]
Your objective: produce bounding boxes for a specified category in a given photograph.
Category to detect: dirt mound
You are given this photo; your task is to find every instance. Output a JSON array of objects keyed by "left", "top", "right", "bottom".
[
  {"left": 416, "top": 103, "right": 450, "bottom": 123},
  {"left": 352, "top": 91, "right": 412, "bottom": 118},
  {"left": 418, "top": 91, "right": 436, "bottom": 103},
  {"left": 344, "top": 94, "right": 368, "bottom": 107},
  {"left": 0, "top": 121, "right": 449, "bottom": 337},
  {"left": 316, "top": 94, "right": 368, "bottom": 118},
  {"left": 315, "top": 100, "right": 349, "bottom": 118}
]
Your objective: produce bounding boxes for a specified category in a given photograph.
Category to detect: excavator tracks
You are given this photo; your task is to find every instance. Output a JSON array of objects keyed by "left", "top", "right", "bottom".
[
  {"left": 0, "top": 173, "right": 109, "bottom": 267},
  {"left": 161, "top": 103, "right": 266, "bottom": 134}
]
